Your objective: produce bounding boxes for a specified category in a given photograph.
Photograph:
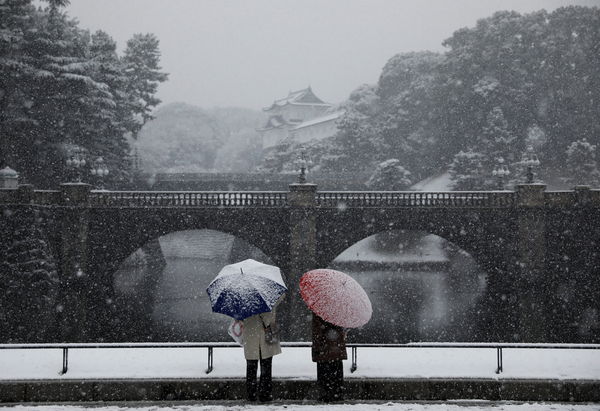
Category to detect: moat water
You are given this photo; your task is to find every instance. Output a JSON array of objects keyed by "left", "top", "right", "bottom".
[{"left": 113, "top": 230, "right": 486, "bottom": 343}]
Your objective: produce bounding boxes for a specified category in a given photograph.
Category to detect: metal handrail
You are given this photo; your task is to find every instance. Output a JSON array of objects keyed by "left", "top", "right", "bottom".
[{"left": 2, "top": 341, "right": 598, "bottom": 376}]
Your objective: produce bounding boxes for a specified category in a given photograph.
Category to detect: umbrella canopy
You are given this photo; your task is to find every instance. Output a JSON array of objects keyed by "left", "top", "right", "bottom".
[
  {"left": 300, "top": 268, "right": 372, "bottom": 328},
  {"left": 207, "top": 259, "right": 287, "bottom": 320}
]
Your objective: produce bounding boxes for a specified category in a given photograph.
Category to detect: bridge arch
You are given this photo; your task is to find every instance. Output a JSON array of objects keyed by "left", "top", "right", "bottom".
[
  {"left": 84, "top": 207, "right": 290, "bottom": 340},
  {"left": 87, "top": 206, "right": 290, "bottom": 282},
  {"left": 3, "top": 184, "right": 597, "bottom": 342},
  {"left": 327, "top": 229, "right": 490, "bottom": 343},
  {"left": 315, "top": 206, "right": 519, "bottom": 277},
  {"left": 312, "top": 206, "right": 520, "bottom": 342},
  {"left": 111, "top": 228, "right": 274, "bottom": 341}
]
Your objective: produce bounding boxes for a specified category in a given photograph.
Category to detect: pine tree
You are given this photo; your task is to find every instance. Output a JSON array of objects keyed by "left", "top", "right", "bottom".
[
  {"left": 0, "top": 209, "right": 59, "bottom": 342},
  {"left": 17, "top": 2, "right": 113, "bottom": 186},
  {"left": 0, "top": 0, "right": 38, "bottom": 168},
  {"left": 565, "top": 139, "right": 600, "bottom": 187},
  {"left": 86, "top": 30, "right": 133, "bottom": 186},
  {"left": 449, "top": 149, "right": 486, "bottom": 190},
  {"left": 123, "top": 33, "right": 168, "bottom": 139},
  {"left": 472, "top": 107, "right": 517, "bottom": 189},
  {"left": 480, "top": 107, "right": 517, "bottom": 162},
  {"left": 366, "top": 159, "right": 412, "bottom": 190},
  {"left": 331, "top": 84, "right": 382, "bottom": 171}
]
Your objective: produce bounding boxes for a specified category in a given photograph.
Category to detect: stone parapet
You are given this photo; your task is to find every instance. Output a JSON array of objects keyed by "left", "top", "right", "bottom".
[
  {"left": 1, "top": 378, "right": 598, "bottom": 403},
  {"left": 60, "top": 182, "right": 91, "bottom": 206},
  {"left": 516, "top": 183, "right": 546, "bottom": 207},
  {"left": 287, "top": 183, "right": 317, "bottom": 207}
]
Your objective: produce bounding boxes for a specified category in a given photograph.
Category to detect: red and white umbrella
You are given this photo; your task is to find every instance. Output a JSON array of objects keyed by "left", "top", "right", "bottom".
[{"left": 299, "top": 268, "right": 372, "bottom": 328}]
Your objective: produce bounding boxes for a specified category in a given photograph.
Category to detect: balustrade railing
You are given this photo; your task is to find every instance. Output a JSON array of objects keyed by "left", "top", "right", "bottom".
[
  {"left": 316, "top": 191, "right": 516, "bottom": 208},
  {"left": 89, "top": 191, "right": 288, "bottom": 208},
  {"left": 1, "top": 188, "right": 597, "bottom": 209}
]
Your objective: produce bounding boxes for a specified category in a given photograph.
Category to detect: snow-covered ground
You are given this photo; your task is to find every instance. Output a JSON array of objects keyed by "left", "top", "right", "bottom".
[
  {"left": 410, "top": 172, "right": 453, "bottom": 191},
  {"left": 1, "top": 346, "right": 598, "bottom": 380},
  {"left": 2, "top": 348, "right": 598, "bottom": 410},
  {"left": 2, "top": 402, "right": 600, "bottom": 410},
  {"left": 335, "top": 234, "right": 447, "bottom": 263}
]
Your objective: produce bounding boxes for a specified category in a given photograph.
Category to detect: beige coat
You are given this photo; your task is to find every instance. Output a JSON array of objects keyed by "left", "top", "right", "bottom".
[{"left": 242, "top": 309, "right": 282, "bottom": 360}]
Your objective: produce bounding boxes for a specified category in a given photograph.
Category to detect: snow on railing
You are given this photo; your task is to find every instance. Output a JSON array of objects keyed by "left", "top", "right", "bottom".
[
  {"left": 88, "top": 191, "right": 289, "bottom": 208},
  {"left": 0, "top": 189, "right": 596, "bottom": 209},
  {"left": 316, "top": 191, "right": 517, "bottom": 208},
  {"left": 1, "top": 341, "right": 598, "bottom": 376}
]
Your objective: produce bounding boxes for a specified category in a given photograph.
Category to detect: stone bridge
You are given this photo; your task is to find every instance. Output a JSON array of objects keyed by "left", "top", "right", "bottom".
[{"left": 1, "top": 182, "right": 599, "bottom": 342}]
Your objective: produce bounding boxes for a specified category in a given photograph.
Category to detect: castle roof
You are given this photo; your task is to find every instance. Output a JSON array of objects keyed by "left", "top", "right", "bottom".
[
  {"left": 257, "top": 114, "right": 301, "bottom": 132},
  {"left": 263, "top": 86, "right": 331, "bottom": 112},
  {"left": 291, "top": 111, "right": 343, "bottom": 131}
]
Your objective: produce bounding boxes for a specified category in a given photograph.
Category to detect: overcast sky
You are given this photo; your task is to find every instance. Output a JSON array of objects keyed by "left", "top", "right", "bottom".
[{"left": 64, "top": 0, "right": 600, "bottom": 110}]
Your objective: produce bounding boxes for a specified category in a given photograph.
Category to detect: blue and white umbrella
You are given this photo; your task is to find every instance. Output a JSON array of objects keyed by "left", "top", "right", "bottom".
[{"left": 207, "top": 259, "right": 287, "bottom": 320}]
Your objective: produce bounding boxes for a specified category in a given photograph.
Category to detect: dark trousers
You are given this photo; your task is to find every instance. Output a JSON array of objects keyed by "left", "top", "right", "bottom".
[
  {"left": 246, "top": 357, "right": 273, "bottom": 401},
  {"left": 317, "top": 360, "right": 344, "bottom": 402}
]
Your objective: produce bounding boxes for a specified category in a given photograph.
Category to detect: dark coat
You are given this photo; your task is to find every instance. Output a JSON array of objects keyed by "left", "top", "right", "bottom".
[{"left": 311, "top": 313, "right": 347, "bottom": 362}]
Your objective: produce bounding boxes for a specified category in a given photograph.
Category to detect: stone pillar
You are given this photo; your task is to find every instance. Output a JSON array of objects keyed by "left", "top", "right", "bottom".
[
  {"left": 574, "top": 185, "right": 592, "bottom": 206},
  {"left": 58, "top": 183, "right": 92, "bottom": 341},
  {"left": 571, "top": 185, "right": 595, "bottom": 338},
  {"left": 286, "top": 182, "right": 317, "bottom": 340},
  {"left": 16, "top": 184, "right": 34, "bottom": 204},
  {"left": 0, "top": 166, "right": 19, "bottom": 189},
  {"left": 515, "top": 183, "right": 547, "bottom": 342}
]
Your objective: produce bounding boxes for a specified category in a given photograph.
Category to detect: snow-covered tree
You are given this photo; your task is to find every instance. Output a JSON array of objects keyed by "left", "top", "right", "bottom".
[
  {"left": 1, "top": 1, "right": 118, "bottom": 186},
  {"left": 0, "top": 210, "right": 59, "bottom": 342},
  {"left": 449, "top": 149, "right": 486, "bottom": 190},
  {"left": 366, "top": 159, "right": 412, "bottom": 190},
  {"left": 0, "top": 0, "right": 41, "bottom": 169},
  {"left": 123, "top": 33, "right": 168, "bottom": 139},
  {"left": 137, "top": 103, "right": 224, "bottom": 172},
  {"left": 332, "top": 84, "right": 382, "bottom": 171},
  {"left": 565, "top": 139, "right": 600, "bottom": 187},
  {"left": 86, "top": 30, "right": 133, "bottom": 184},
  {"left": 479, "top": 107, "right": 517, "bottom": 163}
]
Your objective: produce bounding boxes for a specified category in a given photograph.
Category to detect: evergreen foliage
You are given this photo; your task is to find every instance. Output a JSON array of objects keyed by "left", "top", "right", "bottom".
[
  {"left": 449, "top": 149, "right": 486, "bottom": 190},
  {"left": 136, "top": 103, "right": 223, "bottom": 172},
  {"left": 0, "top": 209, "right": 59, "bottom": 342},
  {"left": 0, "top": 0, "right": 168, "bottom": 188},
  {"left": 565, "top": 139, "right": 600, "bottom": 187},
  {"left": 122, "top": 33, "right": 169, "bottom": 139},
  {"left": 260, "top": 6, "right": 600, "bottom": 189},
  {"left": 366, "top": 159, "right": 412, "bottom": 190}
]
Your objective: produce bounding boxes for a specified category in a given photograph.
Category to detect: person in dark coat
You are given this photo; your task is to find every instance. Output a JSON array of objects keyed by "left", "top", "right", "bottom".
[{"left": 312, "top": 313, "right": 347, "bottom": 402}]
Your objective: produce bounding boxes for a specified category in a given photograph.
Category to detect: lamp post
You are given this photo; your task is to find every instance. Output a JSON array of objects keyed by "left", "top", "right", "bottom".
[
  {"left": 90, "top": 157, "right": 109, "bottom": 190},
  {"left": 297, "top": 149, "right": 310, "bottom": 184},
  {"left": 492, "top": 158, "right": 510, "bottom": 190},
  {"left": 65, "top": 147, "right": 87, "bottom": 183},
  {"left": 521, "top": 146, "right": 541, "bottom": 184}
]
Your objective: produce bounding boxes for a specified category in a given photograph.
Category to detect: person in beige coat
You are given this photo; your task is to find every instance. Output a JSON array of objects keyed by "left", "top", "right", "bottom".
[{"left": 242, "top": 308, "right": 282, "bottom": 402}]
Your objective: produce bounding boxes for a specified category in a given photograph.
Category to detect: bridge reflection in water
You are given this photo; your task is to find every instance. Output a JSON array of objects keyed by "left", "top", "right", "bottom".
[{"left": 113, "top": 229, "right": 486, "bottom": 343}]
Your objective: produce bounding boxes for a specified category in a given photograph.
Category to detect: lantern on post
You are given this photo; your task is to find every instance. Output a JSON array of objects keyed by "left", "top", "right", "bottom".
[
  {"left": 90, "top": 157, "right": 109, "bottom": 190},
  {"left": 65, "top": 147, "right": 87, "bottom": 183},
  {"left": 492, "top": 158, "right": 510, "bottom": 190},
  {"left": 521, "top": 146, "right": 541, "bottom": 184}
]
